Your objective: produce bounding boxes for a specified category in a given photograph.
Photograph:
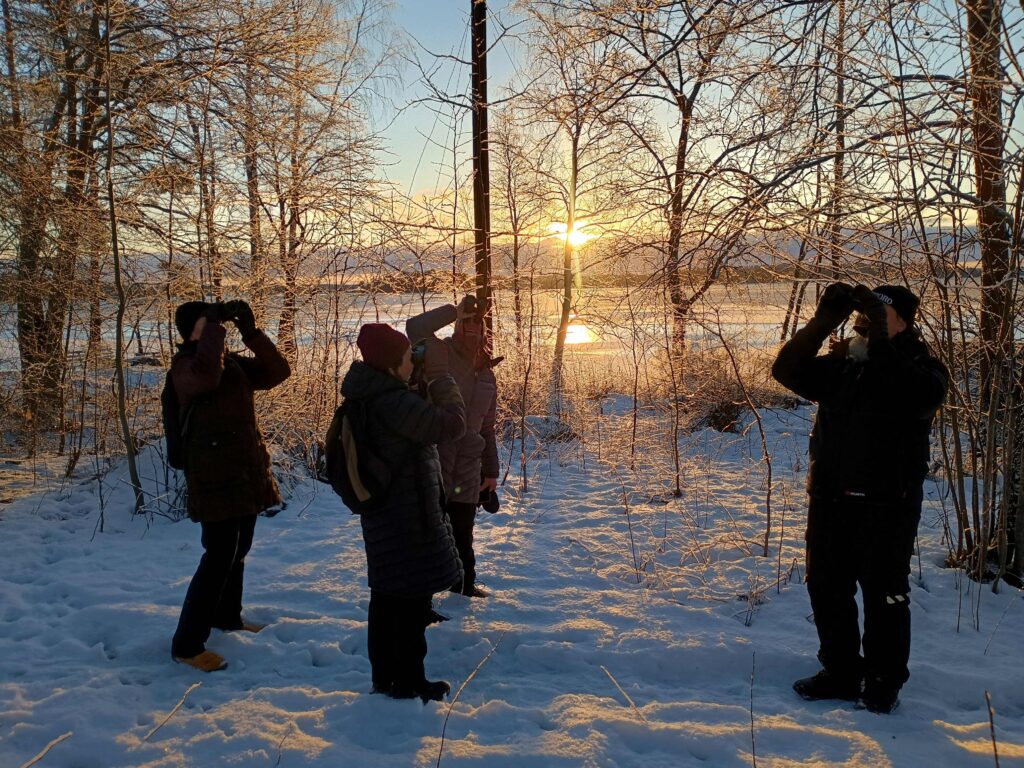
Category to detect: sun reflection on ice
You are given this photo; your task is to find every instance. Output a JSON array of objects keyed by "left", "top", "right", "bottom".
[
  {"left": 565, "top": 315, "right": 596, "bottom": 345},
  {"left": 566, "top": 323, "right": 594, "bottom": 345}
]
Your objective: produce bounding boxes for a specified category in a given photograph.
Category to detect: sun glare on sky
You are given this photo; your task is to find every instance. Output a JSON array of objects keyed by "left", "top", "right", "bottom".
[{"left": 548, "top": 221, "right": 596, "bottom": 248}]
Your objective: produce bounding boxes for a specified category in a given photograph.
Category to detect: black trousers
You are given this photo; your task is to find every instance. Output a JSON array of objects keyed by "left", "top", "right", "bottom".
[
  {"left": 446, "top": 501, "right": 477, "bottom": 591},
  {"left": 172, "top": 515, "right": 257, "bottom": 658},
  {"left": 805, "top": 497, "right": 920, "bottom": 689},
  {"left": 367, "top": 591, "right": 432, "bottom": 689}
]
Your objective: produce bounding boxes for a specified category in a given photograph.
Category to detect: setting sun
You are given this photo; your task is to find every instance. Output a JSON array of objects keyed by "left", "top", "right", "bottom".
[{"left": 548, "top": 221, "right": 596, "bottom": 247}]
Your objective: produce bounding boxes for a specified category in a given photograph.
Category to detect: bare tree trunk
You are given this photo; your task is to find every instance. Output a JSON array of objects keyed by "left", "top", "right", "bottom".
[
  {"left": 549, "top": 135, "right": 578, "bottom": 420},
  {"left": 278, "top": 180, "right": 300, "bottom": 359},
  {"left": 665, "top": 96, "right": 692, "bottom": 355},
  {"left": 825, "top": 0, "right": 846, "bottom": 277},
  {"left": 6, "top": 0, "right": 86, "bottom": 432},
  {"left": 187, "top": 103, "right": 221, "bottom": 299},
  {"left": 164, "top": 177, "right": 177, "bottom": 353},
  {"left": 966, "top": 0, "right": 1012, "bottom": 398},
  {"left": 203, "top": 108, "right": 222, "bottom": 299},
  {"left": 102, "top": 0, "right": 143, "bottom": 513},
  {"left": 242, "top": 69, "right": 265, "bottom": 322},
  {"left": 512, "top": 230, "right": 523, "bottom": 347},
  {"left": 965, "top": 0, "right": 1016, "bottom": 576},
  {"left": 277, "top": 40, "right": 304, "bottom": 360},
  {"left": 781, "top": 237, "right": 810, "bottom": 341}
]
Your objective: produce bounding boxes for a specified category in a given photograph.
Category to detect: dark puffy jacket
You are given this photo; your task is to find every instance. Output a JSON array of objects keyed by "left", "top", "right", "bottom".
[
  {"left": 772, "top": 317, "right": 949, "bottom": 504},
  {"left": 172, "top": 321, "right": 291, "bottom": 523},
  {"left": 407, "top": 306, "right": 498, "bottom": 504},
  {"left": 340, "top": 360, "right": 466, "bottom": 597}
]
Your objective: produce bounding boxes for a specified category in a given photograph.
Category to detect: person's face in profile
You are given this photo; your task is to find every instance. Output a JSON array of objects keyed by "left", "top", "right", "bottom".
[
  {"left": 456, "top": 298, "right": 484, "bottom": 353},
  {"left": 852, "top": 305, "right": 906, "bottom": 339},
  {"left": 392, "top": 346, "right": 414, "bottom": 382}
]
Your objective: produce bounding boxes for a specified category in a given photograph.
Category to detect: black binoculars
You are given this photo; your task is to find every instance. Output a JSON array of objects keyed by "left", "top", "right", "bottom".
[
  {"left": 460, "top": 295, "right": 488, "bottom": 324},
  {"left": 851, "top": 297, "right": 876, "bottom": 314},
  {"left": 205, "top": 301, "right": 245, "bottom": 323},
  {"left": 411, "top": 340, "right": 428, "bottom": 367}
]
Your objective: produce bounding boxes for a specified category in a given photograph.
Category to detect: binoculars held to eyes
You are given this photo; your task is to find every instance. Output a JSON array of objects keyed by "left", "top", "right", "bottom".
[
  {"left": 205, "top": 301, "right": 246, "bottom": 323},
  {"left": 411, "top": 340, "right": 428, "bottom": 367},
  {"left": 460, "top": 295, "right": 488, "bottom": 324}
]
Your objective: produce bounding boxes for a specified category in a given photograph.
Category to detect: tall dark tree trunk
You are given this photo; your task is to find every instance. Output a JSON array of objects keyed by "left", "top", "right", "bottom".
[
  {"left": 966, "top": 0, "right": 1012, "bottom": 396},
  {"left": 965, "top": 0, "right": 1016, "bottom": 580},
  {"left": 15, "top": 195, "right": 55, "bottom": 431},
  {"left": 471, "top": 0, "right": 492, "bottom": 343}
]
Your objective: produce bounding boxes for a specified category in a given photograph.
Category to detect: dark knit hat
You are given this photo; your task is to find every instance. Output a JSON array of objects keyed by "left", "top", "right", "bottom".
[
  {"left": 357, "top": 323, "right": 410, "bottom": 372},
  {"left": 873, "top": 285, "right": 920, "bottom": 325},
  {"left": 175, "top": 301, "right": 209, "bottom": 340}
]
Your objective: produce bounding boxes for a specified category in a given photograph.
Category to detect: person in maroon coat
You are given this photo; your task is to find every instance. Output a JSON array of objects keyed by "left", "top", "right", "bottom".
[{"left": 170, "top": 300, "right": 291, "bottom": 672}]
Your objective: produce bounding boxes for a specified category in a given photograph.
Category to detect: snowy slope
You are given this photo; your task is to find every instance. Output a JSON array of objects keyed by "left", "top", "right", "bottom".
[{"left": 2, "top": 407, "right": 1023, "bottom": 767}]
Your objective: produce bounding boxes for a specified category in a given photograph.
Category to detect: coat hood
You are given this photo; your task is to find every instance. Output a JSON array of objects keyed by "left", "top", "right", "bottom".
[{"left": 341, "top": 360, "right": 408, "bottom": 401}]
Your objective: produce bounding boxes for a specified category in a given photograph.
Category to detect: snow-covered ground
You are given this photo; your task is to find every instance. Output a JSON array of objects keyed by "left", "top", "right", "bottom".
[{"left": 2, "top": 406, "right": 1023, "bottom": 767}]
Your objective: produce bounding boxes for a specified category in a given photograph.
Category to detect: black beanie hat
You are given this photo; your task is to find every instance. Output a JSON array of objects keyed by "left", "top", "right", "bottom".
[
  {"left": 175, "top": 301, "right": 209, "bottom": 340},
  {"left": 873, "top": 285, "right": 919, "bottom": 325}
]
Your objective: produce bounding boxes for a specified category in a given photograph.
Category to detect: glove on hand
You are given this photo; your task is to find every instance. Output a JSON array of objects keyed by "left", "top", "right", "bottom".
[
  {"left": 223, "top": 300, "right": 257, "bottom": 337},
  {"left": 852, "top": 284, "right": 888, "bottom": 343},
  {"left": 479, "top": 487, "right": 500, "bottom": 514},
  {"left": 423, "top": 338, "right": 449, "bottom": 381},
  {"left": 457, "top": 295, "right": 480, "bottom": 321},
  {"left": 203, "top": 303, "right": 223, "bottom": 323},
  {"left": 813, "top": 282, "right": 855, "bottom": 329}
]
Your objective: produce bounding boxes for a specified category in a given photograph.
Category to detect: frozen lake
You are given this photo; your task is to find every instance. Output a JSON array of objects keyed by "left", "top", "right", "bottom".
[{"left": 0, "top": 283, "right": 801, "bottom": 375}]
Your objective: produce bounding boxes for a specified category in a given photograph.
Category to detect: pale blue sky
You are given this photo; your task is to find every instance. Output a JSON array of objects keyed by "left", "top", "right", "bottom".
[{"left": 379, "top": 0, "right": 521, "bottom": 196}]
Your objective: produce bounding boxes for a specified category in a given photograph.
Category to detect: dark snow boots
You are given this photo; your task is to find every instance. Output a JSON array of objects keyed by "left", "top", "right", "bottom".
[
  {"left": 862, "top": 676, "right": 900, "bottom": 714},
  {"left": 793, "top": 669, "right": 862, "bottom": 702},
  {"left": 794, "top": 669, "right": 901, "bottom": 714}
]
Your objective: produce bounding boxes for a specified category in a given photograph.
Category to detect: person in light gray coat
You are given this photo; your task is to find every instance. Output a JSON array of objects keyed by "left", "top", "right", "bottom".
[{"left": 407, "top": 295, "right": 499, "bottom": 597}]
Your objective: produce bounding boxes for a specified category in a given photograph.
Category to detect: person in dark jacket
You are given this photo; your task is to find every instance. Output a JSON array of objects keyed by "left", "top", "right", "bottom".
[
  {"left": 407, "top": 296, "right": 499, "bottom": 598},
  {"left": 772, "top": 283, "right": 948, "bottom": 714},
  {"left": 170, "top": 300, "right": 291, "bottom": 672},
  {"left": 344, "top": 322, "right": 466, "bottom": 702}
]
